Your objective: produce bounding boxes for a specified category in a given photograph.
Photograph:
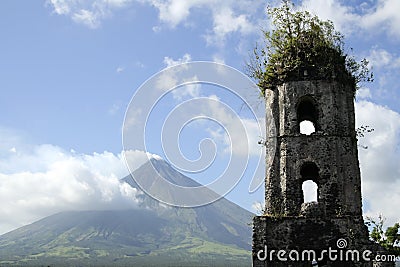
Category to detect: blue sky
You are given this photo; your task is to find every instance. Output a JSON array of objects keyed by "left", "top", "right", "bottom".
[{"left": 0, "top": 0, "right": 399, "bottom": 234}]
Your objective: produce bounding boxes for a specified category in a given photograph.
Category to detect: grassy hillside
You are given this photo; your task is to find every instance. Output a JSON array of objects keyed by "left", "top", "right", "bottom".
[{"left": 0, "top": 159, "right": 254, "bottom": 266}]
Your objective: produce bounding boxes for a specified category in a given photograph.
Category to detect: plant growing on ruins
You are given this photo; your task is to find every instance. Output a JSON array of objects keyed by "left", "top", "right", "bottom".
[
  {"left": 247, "top": 0, "right": 373, "bottom": 96},
  {"left": 365, "top": 214, "right": 400, "bottom": 256}
]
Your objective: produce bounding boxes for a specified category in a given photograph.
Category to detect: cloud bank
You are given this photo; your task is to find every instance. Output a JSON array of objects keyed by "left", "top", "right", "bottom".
[
  {"left": 0, "top": 129, "right": 155, "bottom": 235},
  {"left": 47, "top": 0, "right": 400, "bottom": 46},
  {"left": 355, "top": 100, "right": 400, "bottom": 227},
  {"left": 1, "top": 96, "right": 399, "bottom": 235},
  {"left": 46, "top": 0, "right": 264, "bottom": 46}
]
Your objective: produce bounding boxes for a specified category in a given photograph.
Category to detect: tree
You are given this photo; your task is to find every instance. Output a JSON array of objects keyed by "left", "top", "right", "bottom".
[
  {"left": 247, "top": 0, "right": 373, "bottom": 96},
  {"left": 365, "top": 214, "right": 400, "bottom": 256}
]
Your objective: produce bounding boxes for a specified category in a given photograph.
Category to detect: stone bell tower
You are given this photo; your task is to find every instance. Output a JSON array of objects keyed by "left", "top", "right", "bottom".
[
  {"left": 251, "top": 76, "right": 383, "bottom": 266},
  {"left": 263, "top": 79, "right": 363, "bottom": 218}
]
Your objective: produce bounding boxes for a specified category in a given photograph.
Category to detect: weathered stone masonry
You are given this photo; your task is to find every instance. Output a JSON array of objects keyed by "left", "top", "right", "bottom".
[{"left": 252, "top": 80, "right": 394, "bottom": 266}]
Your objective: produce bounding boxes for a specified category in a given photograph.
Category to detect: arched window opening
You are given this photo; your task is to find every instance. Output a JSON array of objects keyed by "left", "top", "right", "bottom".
[
  {"left": 302, "top": 180, "right": 318, "bottom": 203},
  {"left": 297, "top": 96, "right": 318, "bottom": 134},
  {"left": 300, "top": 120, "right": 315, "bottom": 135},
  {"left": 300, "top": 162, "right": 319, "bottom": 203}
]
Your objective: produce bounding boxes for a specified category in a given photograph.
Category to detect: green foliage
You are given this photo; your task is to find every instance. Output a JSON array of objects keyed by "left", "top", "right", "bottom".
[
  {"left": 365, "top": 214, "right": 400, "bottom": 256},
  {"left": 0, "top": 199, "right": 253, "bottom": 266},
  {"left": 248, "top": 0, "right": 373, "bottom": 96}
]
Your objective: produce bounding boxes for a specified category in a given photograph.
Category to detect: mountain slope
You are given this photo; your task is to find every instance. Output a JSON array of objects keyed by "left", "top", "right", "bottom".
[
  {"left": 124, "top": 158, "right": 253, "bottom": 249},
  {"left": 0, "top": 159, "right": 254, "bottom": 266}
]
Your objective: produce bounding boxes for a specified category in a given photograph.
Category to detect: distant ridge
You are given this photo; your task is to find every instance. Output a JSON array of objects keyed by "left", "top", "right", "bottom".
[{"left": 0, "top": 158, "right": 254, "bottom": 266}]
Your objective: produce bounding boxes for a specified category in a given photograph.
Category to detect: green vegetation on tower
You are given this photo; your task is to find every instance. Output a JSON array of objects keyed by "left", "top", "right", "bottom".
[{"left": 247, "top": 0, "right": 373, "bottom": 96}]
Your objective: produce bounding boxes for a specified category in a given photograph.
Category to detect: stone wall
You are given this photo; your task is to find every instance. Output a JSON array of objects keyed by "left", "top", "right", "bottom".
[
  {"left": 252, "top": 216, "right": 394, "bottom": 267},
  {"left": 252, "top": 80, "right": 395, "bottom": 267}
]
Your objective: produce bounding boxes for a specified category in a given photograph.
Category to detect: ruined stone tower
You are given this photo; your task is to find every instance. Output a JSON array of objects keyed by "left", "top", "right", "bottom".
[
  {"left": 264, "top": 79, "right": 363, "bottom": 218},
  {"left": 252, "top": 77, "right": 380, "bottom": 266}
]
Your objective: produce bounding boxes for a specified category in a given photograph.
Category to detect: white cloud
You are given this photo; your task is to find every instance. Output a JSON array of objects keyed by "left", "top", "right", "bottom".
[
  {"left": 360, "top": 0, "right": 400, "bottom": 38},
  {"left": 300, "top": 0, "right": 400, "bottom": 38},
  {"left": 46, "top": 0, "right": 400, "bottom": 43},
  {"left": 147, "top": 0, "right": 192, "bottom": 28},
  {"left": 0, "top": 130, "right": 154, "bottom": 235},
  {"left": 72, "top": 9, "right": 99, "bottom": 28},
  {"left": 367, "top": 48, "right": 400, "bottom": 69},
  {"left": 355, "top": 100, "right": 400, "bottom": 227},
  {"left": 205, "top": 6, "right": 256, "bottom": 46},
  {"left": 212, "top": 54, "right": 225, "bottom": 64},
  {"left": 152, "top": 25, "right": 162, "bottom": 32},
  {"left": 202, "top": 95, "right": 263, "bottom": 157},
  {"left": 148, "top": 0, "right": 264, "bottom": 46},
  {"left": 155, "top": 71, "right": 178, "bottom": 92},
  {"left": 124, "top": 107, "right": 142, "bottom": 128},
  {"left": 108, "top": 103, "right": 121, "bottom": 115},
  {"left": 300, "top": 0, "right": 360, "bottom": 34},
  {"left": 356, "top": 87, "right": 372, "bottom": 100},
  {"left": 47, "top": 0, "right": 263, "bottom": 46},
  {"left": 123, "top": 149, "right": 157, "bottom": 172},
  {"left": 163, "top": 53, "right": 191, "bottom": 67},
  {"left": 364, "top": 48, "right": 400, "bottom": 103},
  {"left": 48, "top": 0, "right": 71, "bottom": 15},
  {"left": 106, "top": 0, "right": 133, "bottom": 8},
  {"left": 116, "top": 66, "right": 124, "bottom": 73},
  {"left": 157, "top": 54, "right": 201, "bottom": 100},
  {"left": 171, "top": 78, "right": 201, "bottom": 101},
  {"left": 46, "top": 0, "right": 134, "bottom": 28}
]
